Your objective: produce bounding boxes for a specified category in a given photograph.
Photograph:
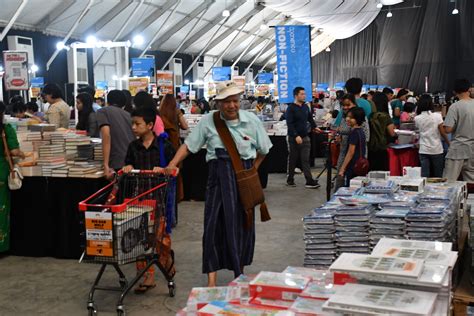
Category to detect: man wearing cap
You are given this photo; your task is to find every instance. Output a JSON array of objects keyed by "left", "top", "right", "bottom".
[{"left": 167, "top": 81, "right": 273, "bottom": 286}]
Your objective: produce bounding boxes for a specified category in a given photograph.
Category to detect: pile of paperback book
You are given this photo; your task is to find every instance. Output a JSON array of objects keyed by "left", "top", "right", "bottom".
[{"left": 303, "top": 206, "right": 337, "bottom": 268}]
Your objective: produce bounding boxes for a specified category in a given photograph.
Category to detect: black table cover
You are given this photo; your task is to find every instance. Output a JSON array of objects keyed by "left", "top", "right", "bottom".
[{"left": 10, "top": 177, "right": 108, "bottom": 259}]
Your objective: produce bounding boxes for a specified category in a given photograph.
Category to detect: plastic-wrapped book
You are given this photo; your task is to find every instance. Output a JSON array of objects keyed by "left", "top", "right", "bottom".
[
  {"left": 329, "top": 253, "right": 424, "bottom": 279},
  {"left": 323, "top": 283, "right": 437, "bottom": 316}
]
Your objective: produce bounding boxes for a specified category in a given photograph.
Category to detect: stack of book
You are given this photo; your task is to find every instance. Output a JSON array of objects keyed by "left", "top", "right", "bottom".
[
  {"left": 249, "top": 271, "right": 310, "bottom": 303},
  {"left": 406, "top": 202, "right": 455, "bottom": 242},
  {"left": 186, "top": 287, "right": 241, "bottom": 313},
  {"left": 26, "top": 132, "right": 42, "bottom": 142},
  {"left": 67, "top": 163, "right": 103, "bottom": 178},
  {"left": 51, "top": 167, "right": 70, "bottom": 178},
  {"left": 322, "top": 283, "right": 438, "bottom": 315},
  {"left": 50, "top": 132, "right": 66, "bottom": 145},
  {"left": 37, "top": 157, "right": 67, "bottom": 177},
  {"left": 364, "top": 180, "right": 399, "bottom": 194},
  {"left": 38, "top": 144, "right": 65, "bottom": 158},
  {"left": 64, "top": 134, "right": 91, "bottom": 158},
  {"left": 28, "top": 124, "right": 56, "bottom": 132},
  {"left": 372, "top": 238, "right": 455, "bottom": 311},
  {"left": 335, "top": 205, "right": 374, "bottom": 254},
  {"left": 327, "top": 238, "right": 455, "bottom": 316},
  {"left": 370, "top": 207, "right": 408, "bottom": 246},
  {"left": 76, "top": 144, "right": 94, "bottom": 161},
  {"left": 93, "top": 143, "right": 103, "bottom": 161},
  {"left": 468, "top": 194, "right": 474, "bottom": 285},
  {"left": 303, "top": 207, "right": 337, "bottom": 268},
  {"left": 32, "top": 140, "right": 51, "bottom": 152}
]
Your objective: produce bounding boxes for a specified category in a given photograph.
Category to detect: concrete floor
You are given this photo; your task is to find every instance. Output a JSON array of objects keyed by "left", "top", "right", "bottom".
[{"left": 0, "top": 164, "right": 328, "bottom": 316}]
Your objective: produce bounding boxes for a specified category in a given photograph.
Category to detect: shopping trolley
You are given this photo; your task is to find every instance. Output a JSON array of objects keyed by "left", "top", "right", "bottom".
[{"left": 78, "top": 170, "right": 176, "bottom": 316}]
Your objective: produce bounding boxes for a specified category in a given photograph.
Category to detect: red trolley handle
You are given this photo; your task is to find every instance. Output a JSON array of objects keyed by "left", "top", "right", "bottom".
[{"left": 120, "top": 169, "right": 178, "bottom": 177}]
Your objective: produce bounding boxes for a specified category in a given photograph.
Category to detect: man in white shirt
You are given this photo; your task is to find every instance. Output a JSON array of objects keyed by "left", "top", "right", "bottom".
[{"left": 443, "top": 79, "right": 474, "bottom": 182}]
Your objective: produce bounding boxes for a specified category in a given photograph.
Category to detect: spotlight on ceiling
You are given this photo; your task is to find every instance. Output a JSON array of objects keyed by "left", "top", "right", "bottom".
[
  {"left": 260, "top": 24, "right": 268, "bottom": 31},
  {"left": 386, "top": 11, "right": 393, "bottom": 18},
  {"left": 222, "top": 9, "right": 230, "bottom": 17},
  {"left": 452, "top": 8, "right": 459, "bottom": 15},
  {"left": 31, "top": 64, "right": 39, "bottom": 72},
  {"left": 325, "top": 47, "right": 331, "bottom": 52},
  {"left": 56, "top": 41, "right": 65, "bottom": 50},
  {"left": 86, "top": 35, "right": 97, "bottom": 45},
  {"left": 133, "top": 34, "right": 144, "bottom": 46},
  {"left": 376, "top": 2, "right": 383, "bottom": 9}
]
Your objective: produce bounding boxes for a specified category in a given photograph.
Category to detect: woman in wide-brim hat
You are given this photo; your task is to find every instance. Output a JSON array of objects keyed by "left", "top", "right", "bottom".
[{"left": 166, "top": 81, "right": 273, "bottom": 286}]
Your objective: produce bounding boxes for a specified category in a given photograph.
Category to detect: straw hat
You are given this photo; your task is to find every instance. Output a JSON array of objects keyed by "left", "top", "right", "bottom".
[{"left": 214, "top": 81, "right": 244, "bottom": 100}]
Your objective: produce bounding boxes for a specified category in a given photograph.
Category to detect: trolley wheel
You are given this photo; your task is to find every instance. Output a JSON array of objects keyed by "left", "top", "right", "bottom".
[
  {"left": 168, "top": 281, "right": 176, "bottom": 297},
  {"left": 87, "top": 305, "right": 98, "bottom": 316},
  {"left": 116, "top": 306, "right": 125, "bottom": 316}
]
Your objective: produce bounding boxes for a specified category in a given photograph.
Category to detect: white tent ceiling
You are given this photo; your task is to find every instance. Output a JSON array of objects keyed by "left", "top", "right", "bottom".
[{"left": 0, "top": 0, "right": 403, "bottom": 68}]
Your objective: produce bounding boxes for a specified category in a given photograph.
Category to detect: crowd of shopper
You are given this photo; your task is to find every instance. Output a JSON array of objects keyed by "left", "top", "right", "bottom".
[
  {"left": 1, "top": 76, "right": 473, "bottom": 291},
  {"left": 330, "top": 77, "right": 474, "bottom": 186}
]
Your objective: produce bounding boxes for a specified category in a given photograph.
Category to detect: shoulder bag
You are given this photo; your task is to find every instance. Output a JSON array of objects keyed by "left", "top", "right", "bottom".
[
  {"left": 353, "top": 129, "right": 369, "bottom": 176},
  {"left": 2, "top": 131, "right": 23, "bottom": 190},
  {"left": 213, "top": 112, "right": 271, "bottom": 229}
]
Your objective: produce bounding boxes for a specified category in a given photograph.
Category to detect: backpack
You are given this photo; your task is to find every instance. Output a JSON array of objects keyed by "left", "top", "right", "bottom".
[{"left": 368, "top": 112, "right": 388, "bottom": 152}]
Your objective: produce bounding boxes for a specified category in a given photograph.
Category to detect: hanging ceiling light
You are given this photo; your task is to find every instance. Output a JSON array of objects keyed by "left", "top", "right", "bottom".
[
  {"left": 86, "top": 35, "right": 97, "bottom": 45},
  {"left": 386, "top": 7, "right": 393, "bottom": 18},
  {"left": 133, "top": 35, "right": 144, "bottom": 46},
  {"left": 452, "top": 0, "right": 459, "bottom": 14},
  {"left": 56, "top": 41, "right": 65, "bottom": 50}
]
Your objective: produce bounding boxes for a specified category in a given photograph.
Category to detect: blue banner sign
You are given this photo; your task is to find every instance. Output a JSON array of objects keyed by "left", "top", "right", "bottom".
[
  {"left": 334, "top": 82, "right": 345, "bottom": 90},
  {"left": 257, "top": 72, "right": 273, "bottom": 84},
  {"left": 316, "top": 83, "right": 329, "bottom": 91},
  {"left": 275, "top": 25, "right": 312, "bottom": 103},
  {"left": 180, "top": 85, "right": 189, "bottom": 93},
  {"left": 131, "top": 58, "right": 155, "bottom": 77},
  {"left": 212, "top": 67, "right": 232, "bottom": 82},
  {"left": 30, "top": 77, "right": 44, "bottom": 87},
  {"left": 96, "top": 81, "right": 108, "bottom": 90}
]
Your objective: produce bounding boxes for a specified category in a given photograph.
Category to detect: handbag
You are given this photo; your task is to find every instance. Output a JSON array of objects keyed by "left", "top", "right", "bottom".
[
  {"left": 2, "top": 131, "right": 23, "bottom": 190},
  {"left": 353, "top": 129, "right": 369, "bottom": 176},
  {"left": 213, "top": 112, "right": 271, "bottom": 229}
]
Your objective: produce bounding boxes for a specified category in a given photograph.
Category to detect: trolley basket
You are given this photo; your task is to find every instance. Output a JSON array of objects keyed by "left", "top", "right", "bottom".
[{"left": 78, "top": 170, "right": 177, "bottom": 316}]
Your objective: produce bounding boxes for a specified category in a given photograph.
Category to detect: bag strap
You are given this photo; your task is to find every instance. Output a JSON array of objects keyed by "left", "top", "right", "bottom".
[
  {"left": 213, "top": 111, "right": 244, "bottom": 172},
  {"left": 2, "top": 130, "right": 14, "bottom": 172},
  {"left": 357, "top": 128, "right": 363, "bottom": 158}
]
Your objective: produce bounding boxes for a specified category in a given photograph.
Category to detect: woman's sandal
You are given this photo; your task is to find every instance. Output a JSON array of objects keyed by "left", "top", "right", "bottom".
[{"left": 134, "top": 283, "right": 156, "bottom": 294}]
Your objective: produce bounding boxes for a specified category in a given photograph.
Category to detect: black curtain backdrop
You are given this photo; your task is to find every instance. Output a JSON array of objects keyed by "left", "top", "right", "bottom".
[{"left": 312, "top": 0, "right": 474, "bottom": 94}]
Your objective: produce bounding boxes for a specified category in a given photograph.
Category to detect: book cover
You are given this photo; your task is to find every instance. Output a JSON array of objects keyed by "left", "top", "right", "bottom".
[
  {"left": 371, "top": 246, "right": 457, "bottom": 268},
  {"left": 326, "top": 283, "right": 437, "bottom": 316},
  {"left": 329, "top": 253, "right": 423, "bottom": 279},
  {"left": 374, "top": 237, "right": 452, "bottom": 252}
]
